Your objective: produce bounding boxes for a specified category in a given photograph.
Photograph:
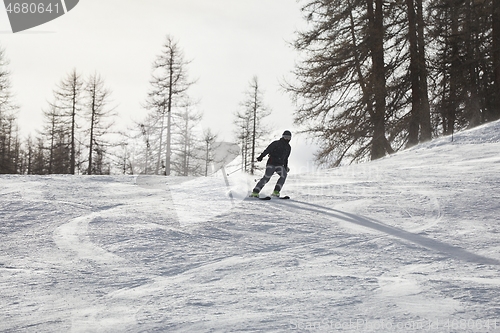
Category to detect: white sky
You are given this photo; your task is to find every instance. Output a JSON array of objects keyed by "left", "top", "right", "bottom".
[{"left": 0, "top": 0, "right": 318, "bottom": 170}]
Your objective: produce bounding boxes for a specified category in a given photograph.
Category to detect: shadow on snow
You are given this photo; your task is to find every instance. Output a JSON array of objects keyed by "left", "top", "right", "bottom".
[{"left": 273, "top": 199, "right": 500, "bottom": 266}]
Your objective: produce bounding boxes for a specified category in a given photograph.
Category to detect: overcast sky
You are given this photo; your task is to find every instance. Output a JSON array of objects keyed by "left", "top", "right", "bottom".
[{"left": 1, "top": 0, "right": 318, "bottom": 170}]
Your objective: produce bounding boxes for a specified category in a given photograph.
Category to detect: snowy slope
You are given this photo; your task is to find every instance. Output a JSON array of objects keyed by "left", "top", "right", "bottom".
[{"left": 1, "top": 121, "right": 500, "bottom": 332}]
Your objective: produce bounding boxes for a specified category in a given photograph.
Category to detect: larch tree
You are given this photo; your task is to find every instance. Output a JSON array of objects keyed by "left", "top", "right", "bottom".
[
  {"left": 286, "top": 0, "right": 394, "bottom": 165},
  {"left": 426, "top": 0, "right": 500, "bottom": 136},
  {"left": 493, "top": 0, "right": 500, "bottom": 119},
  {"left": 202, "top": 128, "right": 219, "bottom": 176},
  {"left": 172, "top": 103, "right": 203, "bottom": 176},
  {"left": 51, "top": 69, "right": 84, "bottom": 174},
  {"left": 85, "top": 73, "right": 115, "bottom": 175},
  {"left": 40, "top": 103, "right": 66, "bottom": 174},
  {"left": 0, "top": 45, "right": 19, "bottom": 174},
  {"left": 234, "top": 76, "right": 270, "bottom": 175},
  {"left": 406, "top": 0, "right": 432, "bottom": 147},
  {"left": 144, "top": 35, "right": 195, "bottom": 176}
]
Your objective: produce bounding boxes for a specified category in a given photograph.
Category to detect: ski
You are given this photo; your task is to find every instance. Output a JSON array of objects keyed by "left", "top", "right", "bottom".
[
  {"left": 248, "top": 195, "right": 271, "bottom": 200},
  {"left": 248, "top": 195, "right": 289, "bottom": 200}
]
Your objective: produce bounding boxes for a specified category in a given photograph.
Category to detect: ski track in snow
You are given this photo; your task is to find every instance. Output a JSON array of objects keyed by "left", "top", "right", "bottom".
[
  {"left": 53, "top": 208, "right": 126, "bottom": 265},
  {"left": 2, "top": 121, "right": 500, "bottom": 332},
  {"left": 272, "top": 199, "right": 500, "bottom": 266}
]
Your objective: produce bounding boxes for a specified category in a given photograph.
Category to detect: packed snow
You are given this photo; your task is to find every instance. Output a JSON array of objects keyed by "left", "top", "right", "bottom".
[{"left": 1, "top": 121, "right": 500, "bottom": 332}]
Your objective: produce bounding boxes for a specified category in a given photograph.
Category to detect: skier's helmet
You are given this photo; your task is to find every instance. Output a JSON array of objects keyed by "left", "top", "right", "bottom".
[{"left": 282, "top": 130, "right": 292, "bottom": 140}]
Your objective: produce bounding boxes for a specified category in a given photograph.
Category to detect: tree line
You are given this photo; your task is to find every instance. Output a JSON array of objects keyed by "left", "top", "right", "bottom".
[
  {"left": 2, "top": 67, "right": 116, "bottom": 175},
  {"left": 286, "top": 0, "right": 500, "bottom": 166},
  {"left": 0, "top": 36, "right": 272, "bottom": 176},
  {"left": 4, "top": 1, "right": 498, "bottom": 174}
]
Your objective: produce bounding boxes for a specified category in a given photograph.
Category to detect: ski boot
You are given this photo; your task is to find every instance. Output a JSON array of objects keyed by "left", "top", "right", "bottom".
[{"left": 249, "top": 192, "right": 259, "bottom": 198}]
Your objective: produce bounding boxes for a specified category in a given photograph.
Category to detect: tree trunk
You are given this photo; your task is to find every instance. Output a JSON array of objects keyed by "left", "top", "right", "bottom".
[
  {"left": 368, "top": 0, "right": 388, "bottom": 160},
  {"left": 156, "top": 103, "right": 165, "bottom": 175},
  {"left": 416, "top": 0, "right": 432, "bottom": 141},
  {"left": 70, "top": 73, "right": 77, "bottom": 175},
  {"left": 87, "top": 95, "right": 96, "bottom": 175},
  {"left": 447, "top": 3, "right": 460, "bottom": 136},
  {"left": 493, "top": 0, "right": 500, "bottom": 119},
  {"left": 251, "top": 81, "right": 258, "bottom": 175},
  {"left": 166, "top": 53, "right": 174, "bottom": 176},
  {"left": 406, "top": 0, "right": 421, "bottom": 147}
]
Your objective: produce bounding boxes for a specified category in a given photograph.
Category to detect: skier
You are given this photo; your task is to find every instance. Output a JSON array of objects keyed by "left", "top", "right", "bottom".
[{"left": 250, "top": 130, "right": 292, "bottom": 198}]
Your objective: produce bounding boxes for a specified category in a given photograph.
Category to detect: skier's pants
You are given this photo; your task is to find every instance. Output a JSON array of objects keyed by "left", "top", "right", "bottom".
[{"left": 253, "top": 165, "right": 287, "bottom": 193}]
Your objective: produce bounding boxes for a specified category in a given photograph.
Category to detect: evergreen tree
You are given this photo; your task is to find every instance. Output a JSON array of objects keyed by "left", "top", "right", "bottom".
[
  {"left": 427, "top": 0, "right": 499, "bottom": 135},
  {"left": 288, "top": 0, "right": 499, "bottom": 165},
  {"left": 406, "top": 0, "right": 432, "bottom": 147},
  {"left": 493, "top": 0, "right": 500, "bottom": 119},
  {"left": 286, "top": 0, "right": 394, "bottom": 166}
]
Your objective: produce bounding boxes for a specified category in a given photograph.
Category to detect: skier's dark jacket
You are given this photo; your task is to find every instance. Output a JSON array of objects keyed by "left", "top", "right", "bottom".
[{"left": 258, "top": 138, "right": 291, "bottom": 168}]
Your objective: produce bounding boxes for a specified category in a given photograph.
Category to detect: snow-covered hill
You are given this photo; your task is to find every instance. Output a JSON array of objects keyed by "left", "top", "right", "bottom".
[{"left": 1, "top": 121, "right": 500, "bottom": 332}]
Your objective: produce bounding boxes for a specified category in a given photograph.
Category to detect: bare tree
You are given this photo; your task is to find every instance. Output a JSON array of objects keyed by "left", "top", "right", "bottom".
[
  {"left": 234, "top": 76, "right": 270, "bottom": 175},
  {"left": 85, "top": 73, "right": 115, "bottom": 175},
  {"left": 202, "top": 128, "right": 218, "bottom": 176},
  {"left": 51, "top": 69, "right": 84, "bottom": 174},
  {"left": 40, "top": 104, "right": 64, "bottom": 174},
  {"left": 144, "top": 35, "right": 195, "bottom": 175},
  {"left": 0, "top": 45, "right": 19, "bottom": 174},
  {"left": 172, "top": 103, "right": 203, "bottom": 176}
]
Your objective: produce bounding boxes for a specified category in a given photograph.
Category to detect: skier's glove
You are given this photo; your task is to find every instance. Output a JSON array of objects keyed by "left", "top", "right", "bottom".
[
  {"left": 256, "top": 156, "right": 263, "bottom": 162},
  {"left": 286, "top": 167, "right": 290, "bottom": 172}
]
